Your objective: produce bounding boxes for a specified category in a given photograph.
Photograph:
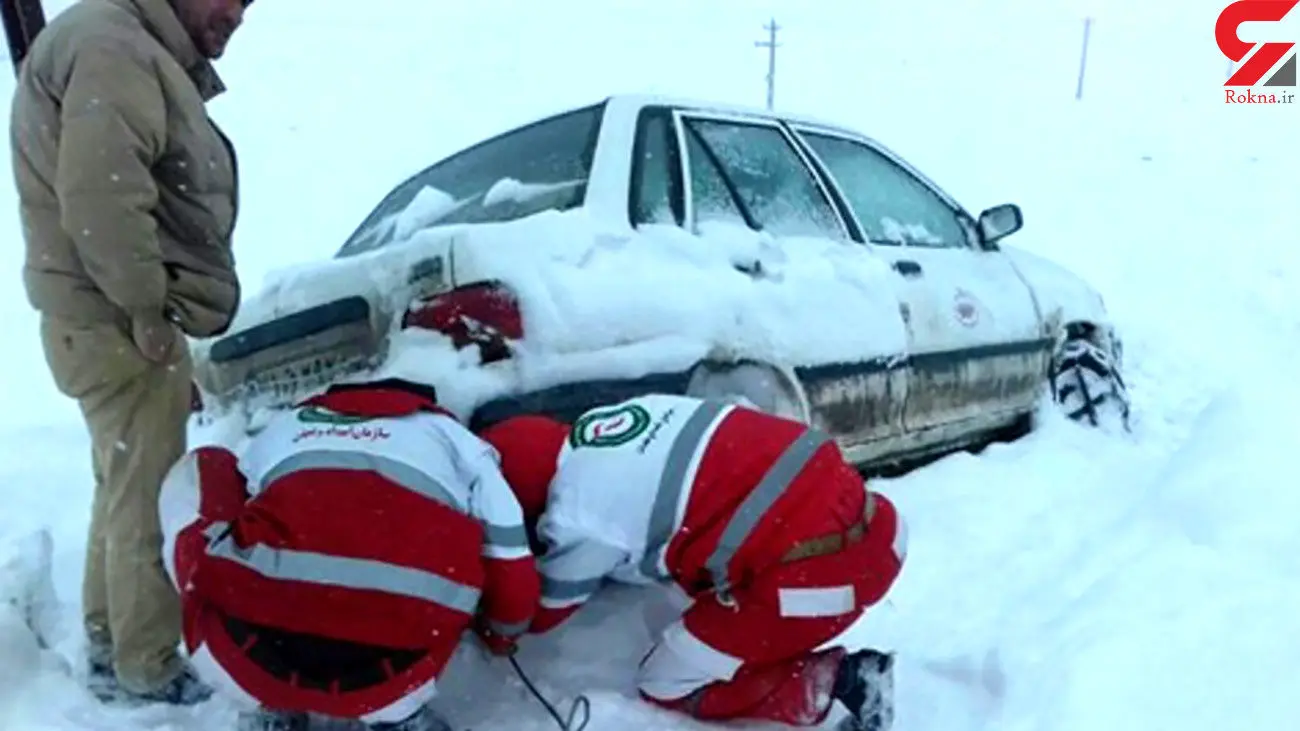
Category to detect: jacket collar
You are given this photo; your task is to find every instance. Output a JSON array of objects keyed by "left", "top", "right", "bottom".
[
  {"left": 299, "top": 380, "right": 456, "bottom": 421},
  {"left": 109, "top": 0, "right": 227, "bottom": 101}
]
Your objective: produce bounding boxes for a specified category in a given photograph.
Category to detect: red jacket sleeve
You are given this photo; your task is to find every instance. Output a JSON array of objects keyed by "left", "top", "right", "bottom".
[
  {"left": 480, "top": 553, "right": 541, "bottom": 640},
  {"left": 459, "top": 440, "right": 541, "bottom": 640}
]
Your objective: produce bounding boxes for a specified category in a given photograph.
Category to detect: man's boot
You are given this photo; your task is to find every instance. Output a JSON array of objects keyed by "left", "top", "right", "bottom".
[
  {"left": 235, "top": 708, "right": 310, "bottom": 731},
  {"left": 84, "top": 637, "right": 122, "bottom": 702},
  {"left": 121, "top": 664, "right": 214, "bottom": 706},
  {"left": 366, "top": 704, "right": 453, "bottom": 731},
  {"left": 831, "top": 648, "right": 895, "bottom": 731}
]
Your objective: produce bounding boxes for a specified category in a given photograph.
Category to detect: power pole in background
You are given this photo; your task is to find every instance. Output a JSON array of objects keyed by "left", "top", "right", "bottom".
[
  {"left": 1074, "top": 16, "right": 1092, "bottom": 100},
  {"left": 755, "top": 17, "right": 781, "bottom": 110}
]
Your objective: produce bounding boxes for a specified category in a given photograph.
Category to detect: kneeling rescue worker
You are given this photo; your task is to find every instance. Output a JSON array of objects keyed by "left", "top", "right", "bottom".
[
  {"left": 479, "top": 393, "right": 909, "bottom": 731},
  {"left": 158, "top": 379, "right": 540, "bottom": 731}
]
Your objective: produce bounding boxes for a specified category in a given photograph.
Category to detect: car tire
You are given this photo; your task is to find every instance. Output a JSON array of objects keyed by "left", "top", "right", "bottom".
[
  {"left": 685, "top": 360, "right": 810, "bottom": 423},
  {"left": 1049, "top": 335, "right": 1131, "bottom": 430}
]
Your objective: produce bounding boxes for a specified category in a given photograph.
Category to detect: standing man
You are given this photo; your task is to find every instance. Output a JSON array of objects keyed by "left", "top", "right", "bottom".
[{"left": 9, "top": 0, "right": 252, "bottom": 706}]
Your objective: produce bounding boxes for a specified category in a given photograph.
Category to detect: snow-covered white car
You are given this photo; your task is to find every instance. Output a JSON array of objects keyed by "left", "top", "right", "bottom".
[{"left": 191, "top": 94, "right": 1129, "bottom": 471}]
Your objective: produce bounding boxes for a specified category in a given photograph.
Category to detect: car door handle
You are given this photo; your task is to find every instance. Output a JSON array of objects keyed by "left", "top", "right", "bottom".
[{"left": 892, "top": 259, "right": 923, "bottom": 277}]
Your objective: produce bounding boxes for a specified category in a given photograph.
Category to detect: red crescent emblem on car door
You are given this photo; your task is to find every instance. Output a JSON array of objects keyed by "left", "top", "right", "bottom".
[{"left": 954, "top": 290, "right": 979, "bottom": 327}]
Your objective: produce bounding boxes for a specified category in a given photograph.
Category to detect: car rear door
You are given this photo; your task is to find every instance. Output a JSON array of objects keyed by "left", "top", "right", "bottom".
[
  {"left": 788, "top": 125, "right": 1051, "bottom": 435},
  {"left": 648, "top": 106, "right": 912, "bottom": 450}
]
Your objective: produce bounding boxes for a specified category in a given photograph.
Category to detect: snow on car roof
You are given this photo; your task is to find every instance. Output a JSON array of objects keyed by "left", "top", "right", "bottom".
[{"left": 602, "top": 92, "right": 863, "bottom": 134}]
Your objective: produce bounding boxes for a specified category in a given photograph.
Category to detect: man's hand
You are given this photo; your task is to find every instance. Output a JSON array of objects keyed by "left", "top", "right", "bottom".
[{"left": 131, "top": 311, "right": 179, "bottom": 363}]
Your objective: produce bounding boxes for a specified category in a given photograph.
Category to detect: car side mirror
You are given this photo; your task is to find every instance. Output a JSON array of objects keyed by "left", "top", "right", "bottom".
[{"left": 977, "top": 203, "right": 1023, "bottom": 248}]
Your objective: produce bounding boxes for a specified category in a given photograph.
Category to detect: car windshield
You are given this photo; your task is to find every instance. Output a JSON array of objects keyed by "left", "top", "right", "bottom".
[{"left": 336, "top": 104, "right": 605, "bottom": 258}]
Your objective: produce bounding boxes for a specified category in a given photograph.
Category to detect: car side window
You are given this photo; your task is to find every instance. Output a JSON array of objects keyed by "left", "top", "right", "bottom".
[
  {"left": 681, "top": 117, "right": 845, "bottom": 240},
  {"left": 683, "top": 127, "right": 749, "bottom": 229},
  {"left": 338, "top": 105, "right": 604, "bottom": 257},
  {"left": 798, "top": 131, "right": 968, "bottom": 248},
  {"left": 630, "top": 110, "right": 683, "bottom": 226}
]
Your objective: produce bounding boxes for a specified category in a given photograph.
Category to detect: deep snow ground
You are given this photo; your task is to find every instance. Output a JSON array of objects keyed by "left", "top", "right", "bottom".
[{"left": 2, "top": 1, "right": 1299, "bottom": 730}]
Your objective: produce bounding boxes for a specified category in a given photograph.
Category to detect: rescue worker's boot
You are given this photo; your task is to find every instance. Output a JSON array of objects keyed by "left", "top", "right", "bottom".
[
  {"left": 366, "top": 704, "right": 453, "bottom": 731},
  {"left": 831, "top": 648, "right": 894, "bottom": 731},
  {"left": 234, "top": 708, "right": 310, "bottom": 731}
]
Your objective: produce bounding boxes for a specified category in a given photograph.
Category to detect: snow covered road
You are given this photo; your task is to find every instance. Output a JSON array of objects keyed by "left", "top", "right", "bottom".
[{"left": 6, "top": 343, "right": 1296, "bottom": 731}]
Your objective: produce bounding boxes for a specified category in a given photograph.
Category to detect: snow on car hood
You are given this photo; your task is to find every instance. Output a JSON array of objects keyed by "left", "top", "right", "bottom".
[
  {"left": 197, "top": 207, "right": 914, "bottom": 424},
  {"left": 388, "top": 209, "right": 912, "bottom": 409},
  {"left": 218, "top": 239, "right": 452, "bottom": 333}
]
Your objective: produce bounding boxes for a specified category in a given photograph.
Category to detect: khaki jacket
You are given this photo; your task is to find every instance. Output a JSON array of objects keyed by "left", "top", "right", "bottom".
[{"left": 10, "top": 0, "right": 240, "bottom": 337}]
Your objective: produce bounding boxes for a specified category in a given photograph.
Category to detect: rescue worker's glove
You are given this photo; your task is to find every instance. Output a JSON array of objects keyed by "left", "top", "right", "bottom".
[{"left": 472, "top": 618, "right": 519, "bottom": 657}]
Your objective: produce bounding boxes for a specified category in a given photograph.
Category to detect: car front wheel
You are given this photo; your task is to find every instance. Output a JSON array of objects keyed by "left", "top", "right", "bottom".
[
  {"left": 685, "top": 360, "right": 809, "bottom": 423},
  {"left": 1049, "top": 331, "right": 1131, "bottom": 430}
]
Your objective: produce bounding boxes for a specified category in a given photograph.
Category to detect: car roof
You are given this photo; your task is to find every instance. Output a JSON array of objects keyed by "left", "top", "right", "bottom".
[{"left": 578, "top": 92, "right": 866, "bottom": 137}]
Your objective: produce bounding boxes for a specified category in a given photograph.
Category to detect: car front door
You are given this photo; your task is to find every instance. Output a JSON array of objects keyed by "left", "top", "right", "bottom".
[
  {"left": 630, "top": 106, "right": 912, "bottom": 451},
  {"left": 790, "top": 126, "right": 1052, "bottom": 436}
]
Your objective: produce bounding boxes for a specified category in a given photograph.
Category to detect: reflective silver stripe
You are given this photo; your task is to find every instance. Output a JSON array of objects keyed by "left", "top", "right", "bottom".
[
  {"left": 639, "top": 400, "right": 730, "bottom": 578},
  {"left": 542, "top": 575, "right": 603, "bottom": 601},
  {"left": 260, "top": 450, "right": 462, "bottom": 510},
  {"left": 540, "top": 541, "right": 585, "bottom": 568},
  {"left": 541, "top": 541, "right": 621, "bottom": 580},
  {"left": 483, "top": 522, "right": 529, "bottom": 550},
  {"left": 489, "top": 618, "right": 530, "bottom": 637},
  {"left": 704, "top": 428, "right": 832, "bottom": 594},
  {"left": 205, "top": 524, "right": 481, "bottom": 614}
]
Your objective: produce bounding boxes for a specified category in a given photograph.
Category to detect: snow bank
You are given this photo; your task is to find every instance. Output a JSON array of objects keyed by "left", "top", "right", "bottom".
[
  {"left": 0, "top": 529, "right": 70, "bottom": 722},
  {"left": 0, "top": 589, "right": 44, "bottom": 711},
  {"left": 1013, "top": 379, "right": 1300, "bottom": 731},
  {"left": 872, "top": 370, "right": 1300, "bottom": 731},
  {"left": 835, "top": 368, "right": 1300, "bottom": 731}
]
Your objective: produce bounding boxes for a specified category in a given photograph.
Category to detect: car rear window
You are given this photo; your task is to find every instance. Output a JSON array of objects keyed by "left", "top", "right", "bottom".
[{"left": 337, "top": 103, "right": 605, "bottom": 257}]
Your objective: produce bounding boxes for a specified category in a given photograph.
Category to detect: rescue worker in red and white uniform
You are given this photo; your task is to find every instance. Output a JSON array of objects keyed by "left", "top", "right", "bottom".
[
  {"left": 158, "top": 379, "right": 540, "bottom": 731},
  {"left": 479, "top": 393, "right": 908, "bottom": 731}
]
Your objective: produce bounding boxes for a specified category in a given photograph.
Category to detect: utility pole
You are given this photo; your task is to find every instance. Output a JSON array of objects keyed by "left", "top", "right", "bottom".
[
  {"left": 1074, "top": 16, "right": 1092, "bottom": 100},
  {"left": 754, "top": 17, "right": 781, "bottom": 110}
]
